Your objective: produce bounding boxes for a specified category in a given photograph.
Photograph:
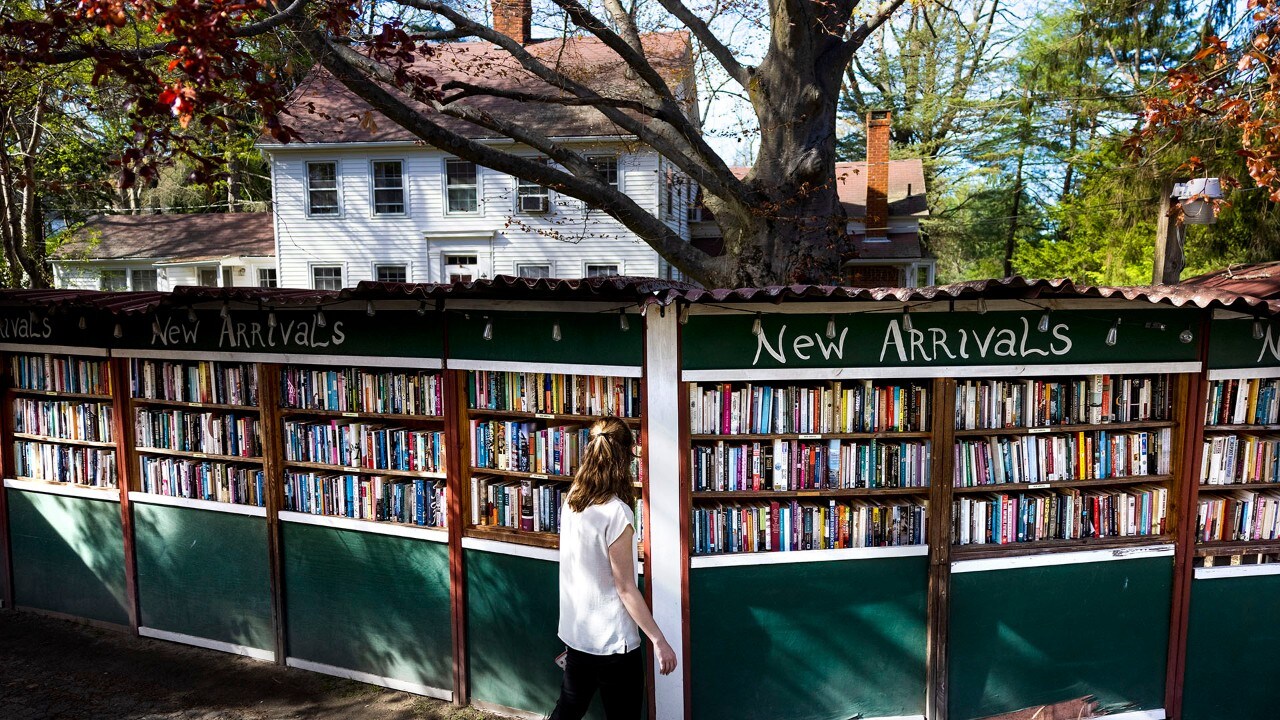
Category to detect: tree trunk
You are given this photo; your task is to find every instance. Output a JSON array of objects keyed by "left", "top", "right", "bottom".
[{"left": 1003, "top": 147, "right": 1025, "bottom": 278}]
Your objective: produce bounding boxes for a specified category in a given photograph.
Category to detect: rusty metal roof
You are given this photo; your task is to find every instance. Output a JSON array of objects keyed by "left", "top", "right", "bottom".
[
  {"left": 1180, "top": 262, "right": 1280, "bottom": 300},
  {"left": 0, "top": 275, "right": 1275, "bottom": 316}
]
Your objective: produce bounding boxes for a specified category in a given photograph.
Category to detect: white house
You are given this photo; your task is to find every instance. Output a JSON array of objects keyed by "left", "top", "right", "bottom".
[
  {"left": 257, "top": 13, "right": 697, "bottom": 289},
  {"left": 50, "top": 212, "right": 277, "bottom": 291}
]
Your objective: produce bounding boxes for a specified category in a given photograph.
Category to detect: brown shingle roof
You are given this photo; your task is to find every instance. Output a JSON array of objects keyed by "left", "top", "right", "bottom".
[
  {"left": 52, "top": 213, "right": 275, "bottom": 261},
  {"left": 264, "top": 32, "right": 694, "bottom": 145}
]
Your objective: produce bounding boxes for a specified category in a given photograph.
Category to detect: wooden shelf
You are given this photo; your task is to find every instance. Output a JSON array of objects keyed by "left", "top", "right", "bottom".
[
  {"left": 131, "top": 397, "right": 260, "bottom": 413},
  {"left": 468, "top": 408, "right": 640, "bottom": 425},
  {"left": 1195, "top": 539, "right": 1280, "bottom": 557},
  {"left": 136, "top": 446, "right": 264, "bottom": 464},
  {"left": 9, "top": 476, "right": 119, "bottom": 495},
  {"left": 951, "top": 474, "right": 1173, "bottom": 494},
  {"left": 1204, "top": 424, "right": 1280, "bottom": 432},
  {"left": 466, "top": 523, "right": 560, "bottom": 549},
  {"left": 1197, "top": 481, "right": 1280, "bottom": 491},
  {"left": 691, "top": 486, "right": 928, "bottom": 500},
  {"left": 689, "top": 431, "right": 931, "bottom": 441},
  {"left": 9, "top": 388, "right": 111, "bottom": 401},
  {"left": 952, "top": 533, "right": 1172, "bottom": 560},
  {"left": 471, "top": 467, "right": 574, "bottom": 482},
  {"left": 12, "top": 432, "right": 116, "bottom": 449},
  {"left": 280, "top": 407, "right": 444, "bottom": 422},
  {"left": 283, "top": 460, "right": 446, "bottom": 480},
  {"left": 953, "top": 420, "right": 1175, "bottom": 437}
]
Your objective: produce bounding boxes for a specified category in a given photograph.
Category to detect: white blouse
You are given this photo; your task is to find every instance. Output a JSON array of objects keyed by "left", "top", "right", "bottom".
[{"left": 557, "top": 496, "right": 641, "bottom": 655}]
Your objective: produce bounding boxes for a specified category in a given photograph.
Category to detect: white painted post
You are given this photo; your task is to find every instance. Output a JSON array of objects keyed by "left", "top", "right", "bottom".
[{"left": 644, "top": 307, "right": 686, "bottom": 719}]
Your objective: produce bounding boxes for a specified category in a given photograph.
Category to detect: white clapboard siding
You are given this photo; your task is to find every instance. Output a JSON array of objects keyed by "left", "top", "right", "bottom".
[{"left": 269, "top": 144, "right": 673, "bottom": 288}]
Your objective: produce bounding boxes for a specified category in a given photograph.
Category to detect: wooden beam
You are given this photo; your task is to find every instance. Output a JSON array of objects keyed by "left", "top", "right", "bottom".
[
  {"left": 444, "top": 363, "right": 471, "bottom": 707},
  {"left": 258, "top": 362, "right": 290, "bottom": 666},
  {"left": 109, "top": 356, "right": 141, "bottom": 633},
  {"left": 926, "top": 377, "right": 956, "bottom": 720},
  {"left": 1153, "top": 179, "right": 1184, "bottom": 285},
  {"left": 0, "top": 362, "right": 15, "bottom": 610}
]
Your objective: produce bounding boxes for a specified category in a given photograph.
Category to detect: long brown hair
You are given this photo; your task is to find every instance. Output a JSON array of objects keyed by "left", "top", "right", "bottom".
[{"left": 567, "top": 417, "right": 636, "bottom": 512}]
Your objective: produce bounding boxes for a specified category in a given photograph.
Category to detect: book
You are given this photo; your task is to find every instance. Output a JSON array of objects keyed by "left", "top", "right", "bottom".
[
  {"left": 131, "top": 359, "right": 258, "bottom": 406},
  {"left": 139, "top": 456, "right": 265, "bottom": 506},
  {"left": 13, "top": 398, "right": 113, "bottom": 442},
  {"left": 691, "top": 500, "right": 926, "bottom": 555},
  {"left": 280, "top": 366, "right": 443, "bottom": 415}
]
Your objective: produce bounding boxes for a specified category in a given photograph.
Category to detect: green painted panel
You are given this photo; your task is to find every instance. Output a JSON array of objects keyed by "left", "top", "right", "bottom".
[
  {"left": 449, "top": 311, "right": 641, "bottom": 367},
  {"left": 6, "top": 489, "right": 128, "bottom": 625},
  {"left": 949, "top": 556, "right": 1172, "bottom": 719},
  {"left": 0, "top": 307, "right": 115, "bottom": 348},
  {"left": 690, "top": 555, "right": 927, "bottom": 720},
  {"left": 1208, "top": 317, "right": 1280, "bottom": 370},
  {"left": 115, "top": 308, "right": 444, "bottom": 358},
  {"left": 283, "top": 522, "right": 452, "bottom": 691},
  {"left": 466, "top": 549, "right": 606, "bottom": 719},
  {"left": 1183, "top": 572, "right": 1280, "bottom": 720},
  {"left": 134, "top": 503, "right": 272, "bottom": 651},
  {"left": 683, "top": 309, "right": 1203, "bottom": 371}
]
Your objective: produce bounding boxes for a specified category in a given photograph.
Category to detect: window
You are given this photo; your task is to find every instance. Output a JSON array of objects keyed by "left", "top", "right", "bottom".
[
  {"left": 517, "top": 264, "right": 552, "bottom": 279},
  {"left": 258, "top": 268, "right": 278, "bottom": 288},
  {"left": 585, "top": 263, "right": 619, "bottom": 278},
  {"left": 131, "top": 268, "right": 157, "bottom": 291},
  {"left": 198, "top": 267, "right": 219, "bottom": 287},
  {"left": 312, "top": 265, "right": 344, "bottom": 290},
  {"left": 371, "top": 160, "right": 405, "bottom": 215},
  {"left": 445, "top": 159, "right": 478, "bottom": 213},
  {"left": 517, "top": 159, "right": 550, "bottom": 213},
  {"left": 100, "top": 269, "right": 127, "bottom": 291},
  {"left": 306, "top": 161, "right": 340, "bottom": 216},
  {"left": 375, "top": 264, "right": 408, "bottom": 284},
  {"left": 588, "top": 157, "right": 618, "bottom": 189},
  {"left": 444, "top": 254, "right": 478, "bottom": 283}
]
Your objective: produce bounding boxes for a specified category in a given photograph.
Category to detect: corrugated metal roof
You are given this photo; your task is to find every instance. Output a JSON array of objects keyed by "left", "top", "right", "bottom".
[
  {"left": 1180, "top": 262, "right": 1280, "bottom": 300},
  {"left": 1, "top": 275, "right": 1276, "bottom": 315}
]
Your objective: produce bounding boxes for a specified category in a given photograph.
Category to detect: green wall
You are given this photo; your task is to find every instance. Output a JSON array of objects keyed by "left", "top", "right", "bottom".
[
  {"left": 949, "top": 556, "right": 1172, "bottom": 719},
  {"left": 134, "top": 503, "right": 272, "bottom": 652},
  {"left": 1183, "top": 571, "right": 1280, "bottom": 719},
  {"left": 466, "top": 549, "right": 605, "bottom": 718},
  {"left": 283, "top": 523, "right": 452, "bottom": 692},
  {"left": 690, "top": 556, "right": 928, "bottom": 720},
  {"left": 6, "top": 489, "right": 128, "bottom": 625},
  {"left": 449, "top": 311, "right": 641, "bottom": 367}
]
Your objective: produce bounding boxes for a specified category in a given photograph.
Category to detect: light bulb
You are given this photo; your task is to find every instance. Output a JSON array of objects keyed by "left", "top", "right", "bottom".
[
  {"left": 417, "top": 301, "right": 428, "bottom": 317},
  {"left": 1038, "top": 309, "right": 1050, "bottom": 333},
  {"left": 902, "top": 307, "right": 913, "bottom": 334},
  {"left": 151, "top": 317, "right": 162, "bottom": 335},
  {"left": 1254, "top": 318, "right": 1265, "bottom": 340},
  {"left": 678, "top": 304, "right": 690, "bottom": 325},
  {"left": 552, "top": 321, "right": 562, "bottom": 342},
  {"left": 187, "top": 307, "right": 197, "bottom": 323},
  {"left": 113, "top": 323, "right": 123, "bottom": 339},
  {"left": 751, "top": 315, "right": 762, "bottom": 336},
  {"left": 78, "top": 316, "right": 86, "bottom": 330},
  {"left": 1105, "top": 319, "right": 1120, "bottom": 347},
  {"left": 366, "top": 300, "right": 375, "bottom": 317},
  {"left": 826, "top": 315, "right": 836, "bottom": 340},
  {"left": 482, "top": 317, "right": 493, "bottom": 341},
  {"left": 619, "top": 309, "right": 629, "bottom": 331},
  {"left": 268, "top": 309, "right": 278, "bottom": 329},
  {"left": 220, "top": 302, "right": 230, "bottom": 319},
  {"left": 1179, "top": 326, "right": 1194, "bottom": 344},
  {"left": 315, "top": 307, "right": 326, "bottom": 328},
  {"left": 976, "top": 298, "right": 988, "bottom": 315}
]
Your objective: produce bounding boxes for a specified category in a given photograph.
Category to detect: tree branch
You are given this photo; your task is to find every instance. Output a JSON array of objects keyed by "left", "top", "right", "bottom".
[
  {"left": 654, "top": 0, "right": 750, "bottom": 87},
  {"left": 440, "top": 80, "right": 661, "bottom": 116},
  {"left": 841, "top": 0, "right": 907, "bottom": 66}
]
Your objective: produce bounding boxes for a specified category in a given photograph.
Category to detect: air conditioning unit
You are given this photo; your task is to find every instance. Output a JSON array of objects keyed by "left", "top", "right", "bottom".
[{"left": 520, "top": 194, "right": 549, "bottom": 213}]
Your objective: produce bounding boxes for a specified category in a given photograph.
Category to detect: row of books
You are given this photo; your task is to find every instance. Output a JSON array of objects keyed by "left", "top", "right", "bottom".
[
  {"left": 951, "top": 486, "right": 1169, "bottom": 545},
  {"left": 690, "top": 439, "right": 930, "bottom": 492},
  {"left": 130, "top": 359, "right": 259, "bottom": 406},
  {"left": 280, "top": 367, "right": 443, "bottom": 416},
  {"left": 138, "top": 456, "right": 265, "bottom": 506},
  {"left": 284, "top": 471, "right": 447, "bottom": 527},
  {"left": 14, "top": 440, "right": 117, "bottom": 487},
  {"left": 283, "top": 420, "right": 446, "bottom": 473},
  {"left": 954, "top": 429, "right": 1173, "bottom": 487},
  {"left": 1204, "top": 377, "right": 1280, "bottom": 426},
  {"left": 135, "top": 409, "right": 262, "bottom": 458},
  {"left": 1201, "top": 434, "right": 1280, "bottom": 486},
  {"left": 691, "top": 501, "right": 927, "bottom": 555},
  {"left": 954, "top": 374, "right": 1172, "bottom": 430},
  {"left": 1196, "top": 490, "right": 1280, "bottom": 542},
  {"left": 13, "top": 398, "right": 113, "bottom": 442},
  {"left": 470, "top": 421, "right": 588, "bottom": 478},
  {"left": 469, "top": 476, "right": 567, "bottom": 533},
  {"left": 689, "top": 381, "right": 929, "bottom": 435},
  {"left": 467, "top": 371, "right": 641, "bottom": 418},
  {"left": 11, "top": 354, "right": 110, "bottom": 395}
]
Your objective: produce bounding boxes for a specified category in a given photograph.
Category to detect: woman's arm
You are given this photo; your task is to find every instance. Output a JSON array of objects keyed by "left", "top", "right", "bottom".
[{"left": 608, "top": 526, "right": 677, "bottom": 675}]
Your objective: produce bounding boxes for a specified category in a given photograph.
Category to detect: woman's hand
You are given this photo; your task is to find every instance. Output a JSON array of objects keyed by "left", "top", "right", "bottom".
[{"left": 654, "top": 638, "right": 677, "bottom": 675}]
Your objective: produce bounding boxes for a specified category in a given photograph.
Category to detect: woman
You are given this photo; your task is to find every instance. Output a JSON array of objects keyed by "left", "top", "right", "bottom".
[{"left": 550, "top": 417, "right": 677, "bottom": 720}]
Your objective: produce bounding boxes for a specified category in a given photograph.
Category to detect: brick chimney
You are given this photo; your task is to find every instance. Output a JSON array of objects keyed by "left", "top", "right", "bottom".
[
  {"left": 865, "top": 110, "right": 891, "bottom": 241},
  {"left": 493, "top": 0, "right": 532, "bottom": 44}
]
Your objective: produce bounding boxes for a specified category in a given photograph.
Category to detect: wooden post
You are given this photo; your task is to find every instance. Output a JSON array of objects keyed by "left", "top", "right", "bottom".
[
  {"left": 443, "top": 364, "right": 470, "bottom": 706},
  {"left": 1164, "top": 315, "right": 1211, "bottom": 718},
  {"left": 109, "top": 356, "right": 141, "bottom": 633},
  {"left": 1153, "top": 179, "right": 1185, "bottom": 285},
  {"left": 0, "top": 355, "right": 14, "bottom": 611},
  {"left": 926, "top": 377, "right": 956, "bottom": 720},
  {"left": 258, "top": 362, "right": 289, "bottom": 665}
]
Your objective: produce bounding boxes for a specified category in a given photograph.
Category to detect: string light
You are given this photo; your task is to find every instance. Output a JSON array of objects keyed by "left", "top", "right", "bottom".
[
  {"left": 976, "top": 298, "right": 988, "bottom": 315},
  {"left": 315, "top": 306, "right": 326, "bottom": 328},
  {"left": 678, "top": 304, "right": 690, "bottom": 325},
  {"left": 1179, "top": 326, "right": 1194, "bottom": 344},
  {"left": 1254, "top": 317, "right": 1265, "bottom": 340},
  {"left": 151, "top": 317, "right": 162, "bottom": 335},
  {"left": 1105, "top": 318, "right": 1120, "bottom": 347},
  {"left": 619, "top": 308, "right": 629, "bottom": 331},
  {"left": 826, "top": 315, "right": 837, "bottom": 340},
  {"left": 482, "top": 316, "right": 493, "bottom": 341},
  {"left": 187, "top": 307, "right": 197, "bottom": 323},
  {"left": 78, "top": 316, "right": 86, "bottom": 330},
  {"left": 220, "top": 301, "right": 230, "bottom": 319},
  {"left": 901, "top": 306, "right": 913, "bottom": 334},
  {"left": 267, "top": 308, "right": 278, "bottom": 329},
  {"left": 1037, "top": 308, "right": 1051, "bottom": 333},
  {"left": 552, "top": 321, "right": 562, "bottom": 342},
  {"left": 417, "top": 301, "right": 428, "bottom": 317},
  {"left": 751, "top": 314, "right": 762, "bottom": 336},
  {"left": 113, "top": 323, "right": 123, "bottom": 339},
  {"left": 366, "top": 301, "right": 376, "bottom": 317}
]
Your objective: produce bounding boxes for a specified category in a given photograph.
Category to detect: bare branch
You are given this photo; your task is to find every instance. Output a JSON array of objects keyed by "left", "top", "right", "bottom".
[
  {"left": 440, "top": 80, "right": 661, "bottom": 116},
  {"left": 655, "top": 0, "right": 750, "bottom": 87},
  {"left": 841, "top": 0, "right": 908, "bottom": 65}
]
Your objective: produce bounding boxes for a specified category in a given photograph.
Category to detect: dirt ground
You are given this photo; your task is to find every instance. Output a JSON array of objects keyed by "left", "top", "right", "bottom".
[{"left": 0, "top": 610, "right": 501, "bottom": 720}]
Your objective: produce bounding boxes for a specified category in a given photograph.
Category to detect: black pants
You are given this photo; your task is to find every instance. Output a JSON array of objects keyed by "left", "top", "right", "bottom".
[{"left": 549, "top": 646, "right": 643, "bottom": 720}]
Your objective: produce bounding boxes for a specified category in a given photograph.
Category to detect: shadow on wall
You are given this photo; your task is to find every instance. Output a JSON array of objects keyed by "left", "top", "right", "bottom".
[
  {"left": 283, "top": 523, "right": 454, "bottom": 692},
  {"left": 7, "top": 490, "right": 129, "bottom": 625},
  {"left": 132, "top": 504, "right": 273, "bottom": 651}
]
